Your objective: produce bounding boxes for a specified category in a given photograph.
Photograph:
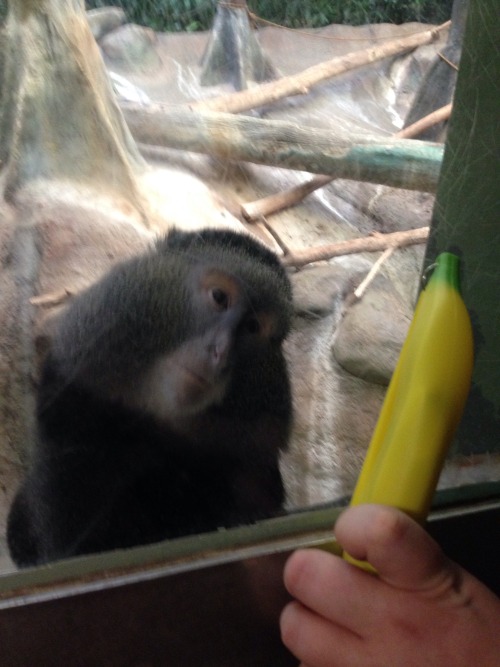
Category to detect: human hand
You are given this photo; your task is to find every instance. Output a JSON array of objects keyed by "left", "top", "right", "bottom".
[{"left": 280, "top": 504, "right": 500, "bottom": 666}]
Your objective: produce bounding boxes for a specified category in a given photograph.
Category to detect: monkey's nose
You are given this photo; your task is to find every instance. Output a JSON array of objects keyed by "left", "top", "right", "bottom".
[{"left": 209, "top": 329, "right": 231, "bottom": 370}]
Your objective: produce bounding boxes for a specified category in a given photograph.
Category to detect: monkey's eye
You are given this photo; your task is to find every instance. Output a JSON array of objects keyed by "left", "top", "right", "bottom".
[{"left": 211, "top": 288, "right": 229, "bottom": 310}]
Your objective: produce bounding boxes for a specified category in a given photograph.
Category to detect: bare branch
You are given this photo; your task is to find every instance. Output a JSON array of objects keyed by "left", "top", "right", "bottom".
[
  {"left": 397, "top": 103, "right": 452, "bottom": 139},
  {"left": 282, "top": 227, "right": 429, "bottom": 268},
  {"left": 241, "top": 175, "right": 333, "bottom": 221},
  {"left": 191, "top": 22, "right": 450, "bottom": 114}
]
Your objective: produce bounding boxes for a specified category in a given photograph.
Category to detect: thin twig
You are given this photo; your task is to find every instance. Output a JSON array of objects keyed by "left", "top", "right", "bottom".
[
  {"left": 437, "top": 51, "right": 459, "bottom": 71},
  {"left": 354, "top": 246, "right": 395, "bottom": 299}
]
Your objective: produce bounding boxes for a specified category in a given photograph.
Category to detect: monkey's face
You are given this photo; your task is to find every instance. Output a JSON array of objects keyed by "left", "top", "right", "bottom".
[
  {"left": 132, "top": 264, "right": 287, "bottom": 429},
  {"left": 48, "top": 229, "right": 292, "bottom": 443}
]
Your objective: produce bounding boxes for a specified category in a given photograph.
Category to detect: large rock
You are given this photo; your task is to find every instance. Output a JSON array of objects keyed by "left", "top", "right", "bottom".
[
  {"left": 291, "top": 259, "right": 370, "bottom": 319},
  {"left": 332, "top": 274, "right": 412, "bottom": 385},
  {"left": 100, "top": 24, "right": 161, "bottom": 72},
  {"left": 281, "top": 256, "right": 390, "bottom": 508},
  {"left": 87, "top": 7, "right": 127, "bottom": 41}
]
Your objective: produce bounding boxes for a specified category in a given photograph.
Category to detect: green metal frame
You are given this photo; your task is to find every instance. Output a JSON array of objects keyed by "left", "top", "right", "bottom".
[{"left": 424, "top": 0, "right": 500, "bottom": 455}]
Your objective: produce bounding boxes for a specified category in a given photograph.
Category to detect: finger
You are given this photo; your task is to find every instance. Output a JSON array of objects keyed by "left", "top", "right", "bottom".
[
  {"left": 335, "top": 504, "right": 454, "bottom": 592},
  {"left": 283, "top": 546, "right": 385, "bottom": 633},
  {"left": 280, "top": 600, "right": 362, "bottom": 667}
]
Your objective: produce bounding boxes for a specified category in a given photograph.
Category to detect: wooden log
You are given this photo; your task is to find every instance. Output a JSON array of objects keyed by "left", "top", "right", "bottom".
[
  {"left": 124, "top": 105, "right": 443, "bottom": 192},
  {"left": 241, "top": 103, "right": 452, "bottom": 221}
]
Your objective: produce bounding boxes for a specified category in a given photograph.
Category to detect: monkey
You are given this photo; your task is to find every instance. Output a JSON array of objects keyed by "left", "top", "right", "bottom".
[{"left": 7, "top": 228, "right": 293, "bottom": 567}]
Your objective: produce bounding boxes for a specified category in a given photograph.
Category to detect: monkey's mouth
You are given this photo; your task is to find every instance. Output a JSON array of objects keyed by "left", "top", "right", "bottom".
[
  {"left": 179, "top": 367, "right": 225, "bottom": 414},
  {"left": 178, "top": 364, "right": 228, "bottom": 413},
  {"left": 181, "top": 366, "right": 212, "bottom": 391}
]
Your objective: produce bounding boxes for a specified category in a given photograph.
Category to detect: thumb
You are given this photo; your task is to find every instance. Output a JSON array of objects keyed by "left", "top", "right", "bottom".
[{"left": 335, "top": 504, "right": 456, "bottom": 592}]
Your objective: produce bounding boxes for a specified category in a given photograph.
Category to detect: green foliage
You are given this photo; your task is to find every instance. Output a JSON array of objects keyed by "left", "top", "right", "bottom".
[
  {"left": 84, "top": 0, "right": 215, "bottom": 32},
  {"left": 258, "top": 0, "right": 453, "bottom": 27},
  {"left": 83, "top": 0, "right": 453, "bottom": 33},
  {"left": 0, "top": 1, "right": 452, "bottom": 31}
]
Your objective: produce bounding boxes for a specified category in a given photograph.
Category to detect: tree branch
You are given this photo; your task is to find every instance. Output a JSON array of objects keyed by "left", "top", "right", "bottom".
[
  {"left": 123, "top": 105, "right": 442, "bottom": 192},
  {"left": 282, "top": 227, "right": 429, "bottom": 268},
  {"left": 191, "top": 22, "right": 450, "bottom": 114}
]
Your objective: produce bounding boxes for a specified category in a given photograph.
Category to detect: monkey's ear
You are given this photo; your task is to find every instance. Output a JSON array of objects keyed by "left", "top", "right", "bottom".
[
  {"left": 155, "top": 228, "right": 186, "bottom": 253},
  {"left": 242, "top": 312, "right": 278, "bottom": 340}
]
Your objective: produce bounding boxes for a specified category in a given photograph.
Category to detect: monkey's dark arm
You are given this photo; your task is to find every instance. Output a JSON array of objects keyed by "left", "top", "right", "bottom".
[
  {"left": 8, "top": 373, "right": 144, "bottom": 564},
  {"left": 8, "top": 358, "right": 289, "bottom": 565}
]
